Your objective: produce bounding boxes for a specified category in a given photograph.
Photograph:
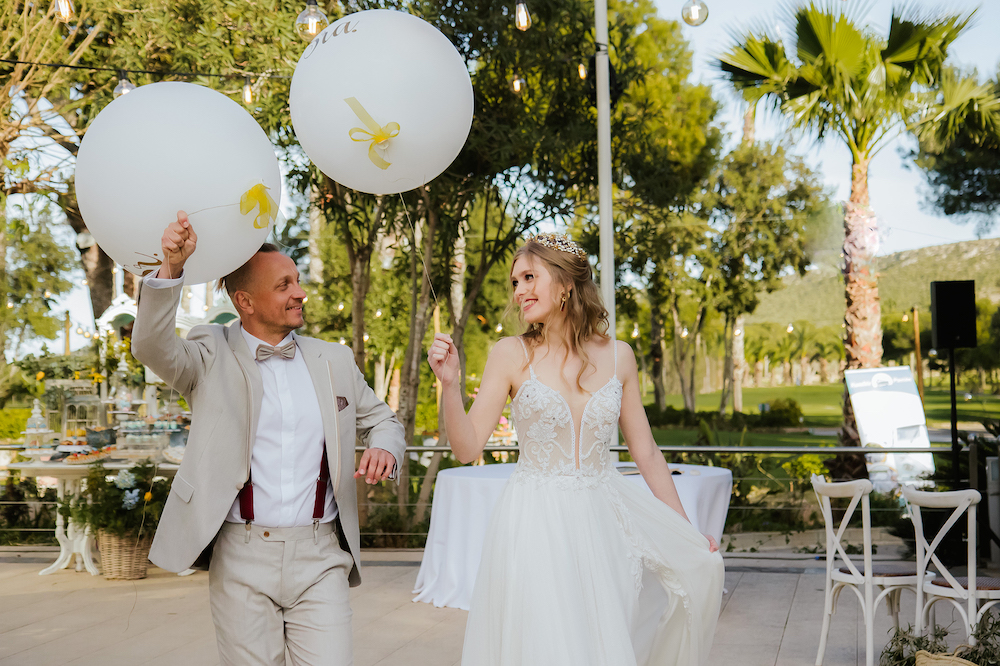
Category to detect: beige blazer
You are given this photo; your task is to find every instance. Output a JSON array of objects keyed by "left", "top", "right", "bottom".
[{"left": 131, "top": 282, "right": 405, "bottom": 586}]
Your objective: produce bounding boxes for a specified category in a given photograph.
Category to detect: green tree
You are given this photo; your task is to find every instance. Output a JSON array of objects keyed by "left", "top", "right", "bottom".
[
  {"left": 707, "top": 142, "right": 825, "bottom": 413},
  {"left": 718, "top": 2, "right": 973, "bottom": 473},
  {"left": 911, "top": 68, "right": 1000, "bottom": 233}
]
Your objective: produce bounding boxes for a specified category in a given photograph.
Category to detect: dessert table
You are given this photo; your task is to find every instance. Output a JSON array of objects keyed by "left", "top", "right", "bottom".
[
  {"left": 7, "top": 461, "right": 178, "bottom": 576},
  {"left": 412, "top": 461, "right": 732, "bottom": 610}
]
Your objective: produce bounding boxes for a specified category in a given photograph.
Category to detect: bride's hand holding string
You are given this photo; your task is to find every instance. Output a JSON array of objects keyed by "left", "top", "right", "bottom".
[
  {"left": 704, "top": 534, "right": 719, "bottom": 553},
  {"left": 428, "top": 333, "right": 460, "bottom": 387}
]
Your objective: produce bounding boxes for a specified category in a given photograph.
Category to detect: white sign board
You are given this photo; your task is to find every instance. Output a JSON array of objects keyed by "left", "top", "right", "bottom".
[{"left": 844, "top": 367, "right": 935, "bottom": 489}]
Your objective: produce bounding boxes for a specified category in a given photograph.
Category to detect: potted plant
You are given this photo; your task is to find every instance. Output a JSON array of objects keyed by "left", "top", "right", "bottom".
[{"left": 63, "top": 461, "right": 169, "bottom": 579}]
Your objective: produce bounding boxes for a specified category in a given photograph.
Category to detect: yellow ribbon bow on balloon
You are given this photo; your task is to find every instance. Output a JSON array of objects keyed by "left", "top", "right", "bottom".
[
  {"left": 240, "top": 183, "right": 278, "bottom": 229},
  {"left": 345, "top": 97, "right": 400, "bottom": 170}
]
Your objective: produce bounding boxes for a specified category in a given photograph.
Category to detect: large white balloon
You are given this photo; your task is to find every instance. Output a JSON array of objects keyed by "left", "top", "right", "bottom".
[
  {"left": 290, "top": 9, "right": 474, "bottom": 195},
  {"left": 75, "top": 81, "right": 281, "bottom": 285}
]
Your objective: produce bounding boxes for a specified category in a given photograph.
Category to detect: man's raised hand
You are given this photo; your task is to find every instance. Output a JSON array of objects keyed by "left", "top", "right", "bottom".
[{"left": 157, "top": 211, "right": 198, "bottom": 279}]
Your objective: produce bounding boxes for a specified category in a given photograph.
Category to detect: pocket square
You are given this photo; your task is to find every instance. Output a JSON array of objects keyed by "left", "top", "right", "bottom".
[{"left": 337, "top": 396, "right": 349, "bottom": 412}]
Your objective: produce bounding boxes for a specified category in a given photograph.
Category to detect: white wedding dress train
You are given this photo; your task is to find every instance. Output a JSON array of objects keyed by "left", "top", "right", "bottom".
[{"left": 461, "top": 339, "right": 725, "bottom": 665}]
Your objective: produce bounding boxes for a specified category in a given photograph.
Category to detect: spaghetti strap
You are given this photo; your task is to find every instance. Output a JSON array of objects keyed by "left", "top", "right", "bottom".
[
  {"left": 517, "top": 336, "right": 535, "bottom": 376},
  {"left": 613, "top": 338, "right": 618, "bottom": 376}
]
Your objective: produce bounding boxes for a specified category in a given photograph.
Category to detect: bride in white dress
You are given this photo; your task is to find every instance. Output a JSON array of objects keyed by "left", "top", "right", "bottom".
[{"left": 428, "top": 233, "right": 725, "bottom": 665}]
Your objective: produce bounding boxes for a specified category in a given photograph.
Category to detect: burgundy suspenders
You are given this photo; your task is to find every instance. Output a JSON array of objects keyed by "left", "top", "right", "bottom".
[{"left": 239, "top": 447, "right": 331, "bottom": 525}]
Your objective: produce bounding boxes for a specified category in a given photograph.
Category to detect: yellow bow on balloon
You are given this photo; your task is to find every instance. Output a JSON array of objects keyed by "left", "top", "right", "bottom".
[
  {"left": 240, "top": 183, "right": 278, "bottom": 229},
  {"left": 345, "top": 97, "right": 400, "bottom": 170}
]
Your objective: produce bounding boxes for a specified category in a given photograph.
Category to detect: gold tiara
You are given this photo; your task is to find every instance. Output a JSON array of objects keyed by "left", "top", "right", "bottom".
[{"left": 529, "top": 232, "right": 588, "bottom": 259}]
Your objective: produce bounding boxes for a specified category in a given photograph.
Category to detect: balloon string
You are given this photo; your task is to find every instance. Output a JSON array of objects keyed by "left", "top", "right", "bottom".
[{"left": 398, "top": 193, "right": 439, "bottom": 309}]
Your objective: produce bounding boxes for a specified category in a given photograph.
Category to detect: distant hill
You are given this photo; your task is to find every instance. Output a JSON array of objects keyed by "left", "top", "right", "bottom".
[{"left": 748, "top": 238, "right": 1000, "bottom": 327}]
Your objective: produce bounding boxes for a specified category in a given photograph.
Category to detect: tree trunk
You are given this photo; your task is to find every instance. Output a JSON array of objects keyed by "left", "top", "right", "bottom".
[
  {"left": 830, "top": 157, "right": 881, "bottom": 480},
  {"left": 753, "top": 360, "right": 763, "bottom": 388},
  {"left": 59, "top": 186, "right": 114, "bottom": 319},
  {"left": 800, "top": 356, "right": 810, "bottom": 385},
  {"left": 732, "top": 315, "right": 745, "bottom": 412},
  {"left": 719, "top": 316, "right": 734, "bottom": 416},
  {"left": 650, "top": 310, "right": 666, "bottom": 410},
  {"left": 396, "top": 191, "right": 439, "bottom": 521},
  {"left": 819, "top": 357, "right": 830, "bottom": 384}
]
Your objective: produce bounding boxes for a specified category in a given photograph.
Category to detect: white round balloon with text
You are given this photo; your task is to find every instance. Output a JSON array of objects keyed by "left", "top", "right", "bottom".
[
  {"left": 75, "top": 81, "right": 281, "bottom": 285},
  {"left": 290, "top": 9, "right": 474, "bottom": 195}
]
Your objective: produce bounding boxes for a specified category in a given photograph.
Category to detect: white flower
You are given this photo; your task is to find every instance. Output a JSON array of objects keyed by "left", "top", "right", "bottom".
[{"left": 113, "top": 470, "right": 136, "bottom": 489}]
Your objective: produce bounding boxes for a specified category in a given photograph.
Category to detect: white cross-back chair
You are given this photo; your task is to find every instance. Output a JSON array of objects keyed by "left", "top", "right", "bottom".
[
  {"left": 812, "top": 474, "right": 921, "bottom": 666},
  {"left": 902, "top": 486, "right": 1000, "bottom": 643}
]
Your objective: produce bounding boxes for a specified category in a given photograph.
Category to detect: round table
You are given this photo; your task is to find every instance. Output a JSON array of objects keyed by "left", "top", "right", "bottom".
[
  {"left": 7, "top": 461, "right": 178, "bottom": 576},
  {"left": 412, "top": 462, "right": 732, "bottom": 610}
]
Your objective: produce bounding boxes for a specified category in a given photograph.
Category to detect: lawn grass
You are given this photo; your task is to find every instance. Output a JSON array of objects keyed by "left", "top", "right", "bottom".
[{"left": 648, "top": 384, "right": 1000, "bottom": 428}]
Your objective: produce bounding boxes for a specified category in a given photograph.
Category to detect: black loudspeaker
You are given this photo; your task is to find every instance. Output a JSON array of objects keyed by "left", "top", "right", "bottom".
[{"left": 930, "top": 280, "right": 977, "bottom": 349}]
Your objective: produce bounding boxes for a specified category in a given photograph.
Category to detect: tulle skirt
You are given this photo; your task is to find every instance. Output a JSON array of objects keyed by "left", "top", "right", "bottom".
[{"left": 461, "top": 468, "right": 725, "bottom": 666}]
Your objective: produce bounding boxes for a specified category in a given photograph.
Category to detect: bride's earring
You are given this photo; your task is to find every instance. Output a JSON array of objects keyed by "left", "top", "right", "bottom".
[{"left": 560, "top": 292, "right": 567, "bottom": 312}]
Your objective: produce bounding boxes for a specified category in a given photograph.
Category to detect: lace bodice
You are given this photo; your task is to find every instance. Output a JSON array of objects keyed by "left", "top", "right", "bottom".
[{"left": 510, "top": 338, "right": 622, "bottom": 482}]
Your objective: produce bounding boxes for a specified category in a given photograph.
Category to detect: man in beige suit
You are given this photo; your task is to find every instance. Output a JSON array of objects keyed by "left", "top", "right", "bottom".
[{"left": 131, "top": 212, "right": 405, "bottom": 665}]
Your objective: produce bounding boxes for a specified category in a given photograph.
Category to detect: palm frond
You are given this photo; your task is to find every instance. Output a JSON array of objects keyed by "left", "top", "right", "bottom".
[
  {"left": 882, "top": 6, "right": 975, "bottom": 87},
  {"left": 909, "top": 68, "right": 1000, "bottom": 152}
]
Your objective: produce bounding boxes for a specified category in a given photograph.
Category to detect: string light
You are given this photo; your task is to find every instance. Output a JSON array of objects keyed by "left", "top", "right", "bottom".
[
  {"left": 81, "top": 279, "right": 88, "bottom": 286},
  {"left": 681, "top": 0, "right": 708, "bottom": 26},
  {"left": 242, "top": 75, "right": 253, "bottom": 105},
  {"left": 44, "top": 291, "right": 52, "bottom": 298},
  {"left": 113, "top": 71, "right": 136, "bottom": 98},
  {"left": 681, "top": 327, "right": 689, "bottom": 338},
  {"left": 786, "top": 323, "right": 794, "bottom": 334},
  {"left": 510, "top": 72, "right": 525, "bottom": 95},
  {"left": 514, "top": 2, "right": 532, "bottom": 31},
  {"left": 902, "top": 313, "right": 909, "bottom": 322},
  {"left": 631, "top": 323, "right": 639, "bottom": 339},
  {"left": 51, "top": 0, "right": 74, "bottom": 23},
  {"left": 734, "top": 328, "right": 743, "bottom": 337},
  {"left": 339, "top": 338, "right": 346, "bottom": 345},
  {"left": 295, "top": 0, "right": 329, "bottom": 41},
  {"left": 203, "top": 305, "right": 210, "bottom": 311},
  {"left": 338, "top": 302, "right": 345, "bottom": 311},
  {"left": 5, "top": 301, "right": 13, "bottom": 309},
  {"left": 375, "top": 309, "right": 382, "bottom": 318},
  {"left": 302, "top": 297, "right": 308, "bottom": 303},
  {"left": 76, "top": 327, "right": 83, "bottom": 335},
  {"left": 578, "top": 63, "right": 588, "bottom": 80},
  {"left": 496, "top": 323, "right": 503, "bottom": 333},
  {"left": 363, "top": 333, "right": 370, "bottom": 342}
]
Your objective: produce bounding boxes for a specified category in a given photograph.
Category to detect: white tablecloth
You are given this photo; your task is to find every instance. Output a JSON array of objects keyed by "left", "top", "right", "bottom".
[{"left": 412, "top": 462, "right": 732, "bottom": 610}]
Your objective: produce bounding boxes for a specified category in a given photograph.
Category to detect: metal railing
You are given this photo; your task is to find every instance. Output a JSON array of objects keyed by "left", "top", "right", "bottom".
[{"left": 0, "top": 444, "right": 976, "bottom": 546}]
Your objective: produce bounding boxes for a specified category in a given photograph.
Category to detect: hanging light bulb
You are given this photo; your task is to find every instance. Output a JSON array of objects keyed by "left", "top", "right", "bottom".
[
  {"left": 734, "top": 328, "right": 743, "bottom": 337},
  {"left": 786, "top": 323, "right": 794, "bottom": 334},
  {"left": 510, "top": 72, "right": 526, "bottom": 95},
  {"left": 681, "top": 0, "right": 708, "bottom": 27},
  {"left": 44, "top": 291, "right": 52, "bottom": 299},
  {"left": 496, "top": 323, "right": 504, "bottom": 333},
  {"left": 81, "top": 279, "right": 88, "bottom": 286},
  {"left": 242, "top": 76, "right": 253, "bottom": 105},
  {"left": 295, "top": 0, "right": 329, "bottom": 42},
  {"left": 113, "top": 71, "right": 136, "bottom": 98},
  {"left": 51, "top": 0, "right": 74, "bottom": 23},
  {"left": 902, "top": 313, "right": 909, "bottom": 323},
  {"left": 514, "top": 2, "right": 532, "bottom": 31},
  {"left": 111, "top": 265, "right": 118, "bottom": 275},
  {"left": 84, "top": 331, "right": 92, "bottom": 339},
  {"left": 5, "top": 301, "right": 13, "bottom": 309},
  {"left": 203, "top": 305, "right": 210, "bottom": 311},
  {"left": 375, "top": 308, "right": 383, "bottom": 318},
  {"left": 631, "top": 323, "right": 639, "bottom": 339},
  {"left": 339, "top": 338, "right": 347, "bottom": 345},
  {"left": 338, "top": 302, "right": 345, "bottom": 311},
  {"left": 76, "top": 327, "right": 84, "bottom": 335},
  {"left": 363, "top": 332, "right": 370, "bottom": 342},
  {"left": 681, "top": 327, "right": 689, "bottom": 339},
  {"left": 578, "top": 62, "right": 588, "bottom": 80},
  {"left": 302, "top": 296, "right": 308, "bottom": 303}
]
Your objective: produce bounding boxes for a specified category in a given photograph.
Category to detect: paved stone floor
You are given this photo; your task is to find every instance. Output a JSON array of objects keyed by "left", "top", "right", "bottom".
[{"left": 0, "top": 549, "right": 972, "bottom": 666}]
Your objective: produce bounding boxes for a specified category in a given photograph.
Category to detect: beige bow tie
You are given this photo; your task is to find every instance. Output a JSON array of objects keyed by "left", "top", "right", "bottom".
[{"left": 255, "top": 341, "right": 296, "bottom": 362}]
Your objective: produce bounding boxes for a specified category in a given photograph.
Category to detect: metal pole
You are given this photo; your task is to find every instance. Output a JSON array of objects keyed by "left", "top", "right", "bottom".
[
  {"left": 949, "top": 347, "right": 960, "bottom": 487},
  {"left": 594, "top": 0, "right": 615, "bottom": 337}
]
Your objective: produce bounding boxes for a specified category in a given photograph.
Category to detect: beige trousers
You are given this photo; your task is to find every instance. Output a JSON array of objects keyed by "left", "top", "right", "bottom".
[{"left": 209, "top": 521, "right": 354, "bottom": 666}]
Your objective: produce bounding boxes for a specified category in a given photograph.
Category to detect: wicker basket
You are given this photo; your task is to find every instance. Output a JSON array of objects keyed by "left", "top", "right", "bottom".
[
  {"left": 915, "top": 650, "right": 976, "bottom": 666},
  {"left": 97, "top": 530, "right": 153, "bottom": 580}
]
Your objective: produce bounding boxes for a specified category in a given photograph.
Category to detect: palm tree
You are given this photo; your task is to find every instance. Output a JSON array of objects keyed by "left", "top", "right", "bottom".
[
  {"left": 718, "top": 2, "right": 973, "bottom": 473},
  {"left": 812, "top": 339, "right": 845, "bottom": 384}
]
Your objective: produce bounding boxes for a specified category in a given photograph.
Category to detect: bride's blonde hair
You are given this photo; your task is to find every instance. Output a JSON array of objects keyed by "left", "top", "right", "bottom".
[{"left": 507, "top": 235, "right": 609, "bottom": 390}]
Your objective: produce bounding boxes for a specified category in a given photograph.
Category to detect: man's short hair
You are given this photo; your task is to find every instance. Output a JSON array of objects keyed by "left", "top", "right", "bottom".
[{"left": 217, "top": 243, "right": 280, "bottom": 300}]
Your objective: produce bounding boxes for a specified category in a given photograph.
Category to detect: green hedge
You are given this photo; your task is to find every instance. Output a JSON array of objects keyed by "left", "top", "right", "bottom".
[{"left": 0, "top": 409, "right": 31, "bottom": 441}]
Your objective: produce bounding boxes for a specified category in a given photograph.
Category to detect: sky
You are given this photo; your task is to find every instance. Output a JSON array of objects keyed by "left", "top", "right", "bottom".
[
  {"left": 657, "top": 0, "right": 1000, "bottom": 255},
  {"left": 15, "top": 0, "right": 1000, "bottom": 359}
]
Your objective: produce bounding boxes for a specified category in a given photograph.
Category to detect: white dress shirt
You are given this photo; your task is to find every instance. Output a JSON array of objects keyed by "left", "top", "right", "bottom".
[{"left": 143, "top": 274, "right": 337, "bottom": 527}]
